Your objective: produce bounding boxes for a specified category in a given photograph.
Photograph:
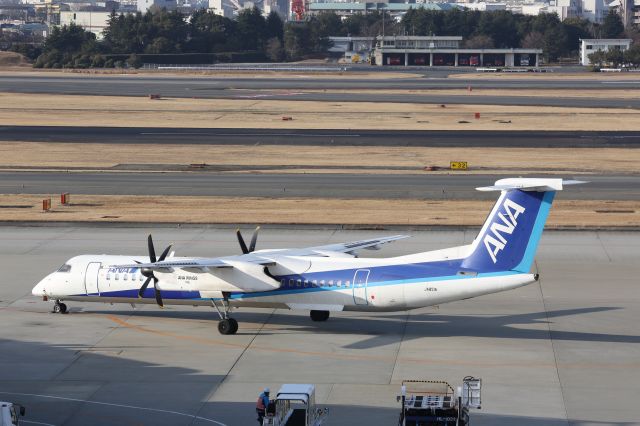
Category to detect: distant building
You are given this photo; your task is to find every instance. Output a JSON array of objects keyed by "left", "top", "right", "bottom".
[
  {"left": 137, "top": 0, "right": 177, "bottom": 12},
  {"left": 619, "top": 0, "right": 640, "bottom": 26},
  {"left": 60, "top": 10, "right": 111, "bottom": 38},
  {"left": 307, "top": 1, "right": 460, "bottom": 17},
  {"left": 579, "top": 38, "right": 632, "bottom": 65},
  {"left": 341, "top": 35, "right": 544, "bottom": 67},
  {"left": 208, "top": 0, "right": 234, "bottom": 16}
]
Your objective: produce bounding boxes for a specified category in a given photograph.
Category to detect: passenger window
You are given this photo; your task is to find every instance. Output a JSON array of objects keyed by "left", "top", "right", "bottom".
[
  {"left": 115, "top": 274, "right": 119, "bottom": 280},
  {"left": 281, "top": 279, "right": 286, "bottom": 286},
  {"left": 345, "top": 280, "right": 351, "bottom": 286},
  {"left": 289, "top": 279, "right": 294, "bottom": 287},
  {"left": 139, "top": 275, "right": 144, "bottom": 282},
  {"left": 123, "top": 274, "right": 128, "bottom": 281},
  {"left": 106, "top": 273, "right": 111, "bottom": 280},
  {"left": 328, "top": 280, "right": 334, "bottom": 287},
  {"left": 304, "top": 280, "right": 309, "bottom": 287},
  {"left": 296, "top": 280, "right": 302, "bottom": 287},
  {"left": 337, "top": 280, "right": 343, "bottom": 287},
  {"left": 312, "top": 280, "right": 317, "bottom": 287},
  {"left": 320, "top": 280, "right": 325, "bottom": 287}
]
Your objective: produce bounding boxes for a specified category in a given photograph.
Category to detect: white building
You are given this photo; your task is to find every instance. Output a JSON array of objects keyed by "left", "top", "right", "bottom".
[
  {"left": 581, "top": 0, "right": 608, "bottom": 22},
  {"left": 137, "top": 0, "right": 177, "bottom": 12},
  {"left": 463, "top": 2, "right": 507, "bottom": 10},
  {"left": 59, "top": 10, "right": 111, "bottom": 38},
  {"left": 548, "top": 0, "right": 582, "bottom": 20},
  {"left": 208, "top": 0, "right": 234, "bottom": 16},
  {"left": 579, "top": 38, "right": 632, "bottom": 64}
]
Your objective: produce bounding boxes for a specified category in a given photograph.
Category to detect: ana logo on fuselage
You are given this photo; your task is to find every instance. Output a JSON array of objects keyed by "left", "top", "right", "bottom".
[{"left": 483, "top": 198, "right": 526, "bottom": 263}]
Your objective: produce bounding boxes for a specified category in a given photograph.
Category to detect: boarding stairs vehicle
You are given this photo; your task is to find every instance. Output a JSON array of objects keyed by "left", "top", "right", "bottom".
[
  {"left": 397, "top": 377, "right": 481, "bottom": 426},
  {"left": 262, "top": 384, "right": 328, "bottom": 426},
  {"left": 0, "top": 402, "right": 26, "bottom": 426}
]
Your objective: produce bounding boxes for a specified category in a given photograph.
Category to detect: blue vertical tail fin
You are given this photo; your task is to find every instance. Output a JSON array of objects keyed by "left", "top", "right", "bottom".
[{"left": 461, "top": 178, "right": 585, "bottom": 274}]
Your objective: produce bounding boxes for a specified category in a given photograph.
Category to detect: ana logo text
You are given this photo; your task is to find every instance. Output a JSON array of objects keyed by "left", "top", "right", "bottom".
[{"left": 483, "top": 198, "right": 526, "bottom": 263}]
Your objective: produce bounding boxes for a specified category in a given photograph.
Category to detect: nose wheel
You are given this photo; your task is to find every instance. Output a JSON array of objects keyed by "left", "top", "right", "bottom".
[{"left": 52, "top": 300, "right": 67, "bottom": 314}]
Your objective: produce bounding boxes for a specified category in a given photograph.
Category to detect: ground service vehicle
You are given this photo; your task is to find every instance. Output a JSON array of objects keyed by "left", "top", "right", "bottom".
[
  {"left": 397, "top": 377, "right": 481, "bottom": 426},
  {"left": 262, "top": 384, "right": 328, "bottom": 426},
  {"left": 0, "top": 402, "right": 26, "bottom": 426}
]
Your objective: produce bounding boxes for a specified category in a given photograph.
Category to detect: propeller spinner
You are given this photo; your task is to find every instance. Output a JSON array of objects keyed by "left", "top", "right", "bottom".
[{"left": 137, "top": 234, "right": 172, "bottom": 307}]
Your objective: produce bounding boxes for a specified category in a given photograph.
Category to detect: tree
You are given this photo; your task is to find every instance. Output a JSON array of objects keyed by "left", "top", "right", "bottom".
[
  {"left": 265, "top": 11, "right": 284, "bottom": 42},
  {"left": 542, "top": 23, "right": 569, "bottom": 62},
  {"left": 521, "top": 31, "right": 544, "bottom": 48},
  {"left": 623, "top": 43, "right": 640, "bottom": 66},
  {"left": 588, "top": 50, "right": 606, "bottom": 67},
  {"left": 601, "top": 12, "right": 624, "bottom": 39},
  {"left": 34, "top": 23, "right": 97, "bottom": 68},
  {"left": 464, "top": 34, "right": 494, "bottom": 48},
  {"left": 605, "top": 48, "right": 624, "bottom": 66},
  {"left": 284, "top": 23, "right": 311, "bottom": 60},
  {"left": 127, "top": 53, "right": 143, "bottom": 68},
  {"left": 266, "top": 37, "right": 285, "bottom": 62},
  {"left": 236, "top": 7, "right": 266, "bottom": 51}
]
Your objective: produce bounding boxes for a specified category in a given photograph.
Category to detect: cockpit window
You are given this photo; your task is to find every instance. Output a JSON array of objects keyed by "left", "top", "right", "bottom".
[{"left": 57, "top": 264, "right": 71, "bottom": 273}]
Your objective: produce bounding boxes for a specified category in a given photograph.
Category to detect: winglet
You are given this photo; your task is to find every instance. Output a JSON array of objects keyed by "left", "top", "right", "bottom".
[{"left": 476, "top": 178, "right": 588, "bottom": 192}]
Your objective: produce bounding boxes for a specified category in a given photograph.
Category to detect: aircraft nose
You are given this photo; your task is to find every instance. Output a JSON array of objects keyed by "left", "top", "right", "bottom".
[{"left": 32, "top": 275, "right": 50, "bottom": 297}]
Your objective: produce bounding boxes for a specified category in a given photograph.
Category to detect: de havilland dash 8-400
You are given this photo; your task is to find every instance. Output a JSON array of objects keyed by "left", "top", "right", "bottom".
[{"left": 32, "top": 178, "right": 583, "bottom": 335}]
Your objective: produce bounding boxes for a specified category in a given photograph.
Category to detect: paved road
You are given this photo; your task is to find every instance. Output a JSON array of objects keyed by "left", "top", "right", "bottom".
[
  {"left": 2, "top": 172, "right": 637, "bottom": 200},
  {"left": 1, "top": 227, "right": 639, "bottom": 425},
  {"left": 3, "top": 126, "right": 640, "bottom": 147},
  {"left": 1, "top": 74, "right": 640, "bottom": 107}
]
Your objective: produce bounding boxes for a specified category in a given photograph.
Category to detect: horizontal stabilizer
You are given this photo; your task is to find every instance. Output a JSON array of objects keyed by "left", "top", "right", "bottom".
[{"left": 477, "top": 178, "right": 587, "bottom": 192}]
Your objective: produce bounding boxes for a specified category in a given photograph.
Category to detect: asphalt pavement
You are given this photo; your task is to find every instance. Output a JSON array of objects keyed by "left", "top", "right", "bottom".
[
  {"left": 1, "top": 172, "right": 637, "bottom": 200},
  {"left": 3, "top": 126, "right": 640, "bottom": 147},
  {"left": 1, "top": 227, "right": 639, "bottom": 425},
  {"left": 1, "top": 73, "right": 639, "bottom": 107}
]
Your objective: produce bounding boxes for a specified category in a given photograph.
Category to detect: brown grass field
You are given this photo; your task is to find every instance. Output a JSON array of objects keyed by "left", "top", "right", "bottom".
[{"left": 1, "top": 194, "right": 637, "bottom": 228}]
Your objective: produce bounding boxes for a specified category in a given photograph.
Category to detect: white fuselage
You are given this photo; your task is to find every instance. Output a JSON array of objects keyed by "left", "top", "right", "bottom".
[{"left": 32, "top": 247, "right": 537, "bottom": 313}]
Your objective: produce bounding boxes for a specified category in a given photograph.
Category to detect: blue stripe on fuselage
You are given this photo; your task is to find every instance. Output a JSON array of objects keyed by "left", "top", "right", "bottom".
[{"left": 76, "top": 258, "right": 519, "bottom": 301}]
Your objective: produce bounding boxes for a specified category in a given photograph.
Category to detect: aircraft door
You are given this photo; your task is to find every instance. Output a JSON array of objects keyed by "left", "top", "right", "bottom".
[
  {"left": 84, "top": 262, "right": 101, "bottom": 295},
  {"left": 352, "top": 269, "right": 370, "bottom": 305}
]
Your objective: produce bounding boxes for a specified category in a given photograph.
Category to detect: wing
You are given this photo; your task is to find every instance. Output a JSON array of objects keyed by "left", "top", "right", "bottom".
[
  {"left": 111, "top": 256, "right": 275, "bottom": 272},
  {"left": 297, "top": 234, "right": 410, "bottom": 256},
  {"left": 111, "top": 235, "right": 409, "bottom": 271}
]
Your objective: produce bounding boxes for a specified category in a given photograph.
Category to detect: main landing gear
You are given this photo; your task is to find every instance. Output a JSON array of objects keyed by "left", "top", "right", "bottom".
[
  {"left": 52, "top": 300, "right": 67, "bottom": 314},
  {"left": 310, "top": 310, "right": 330, "bottom": 322},
  {"left": 211, "top": 295, "right": 238, "bottom": 335}
]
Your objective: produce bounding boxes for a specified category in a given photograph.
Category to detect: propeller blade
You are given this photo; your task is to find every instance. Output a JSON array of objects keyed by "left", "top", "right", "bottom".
[
  {"left": 236, "top": 229, "right": 249, "bottom": 254},
  {"left": 138, "top": 276, "right": 152, "bottom": 299},
  {"left": 153, "top": 278, "right": 163, "bottom": 308},
  {"left": 158, "top": 244, "right": 173, "bottom": 262},
  {"left": 147, "top": 234, "right": 157, "bottom": 263},
  {"left": 249, "top": 226, "right": 260, "bottom": 253}
]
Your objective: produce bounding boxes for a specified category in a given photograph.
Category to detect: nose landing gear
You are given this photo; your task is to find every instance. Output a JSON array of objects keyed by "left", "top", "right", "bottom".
[{"left": 52, "top": 300, "right": 67, "bottom": 314}]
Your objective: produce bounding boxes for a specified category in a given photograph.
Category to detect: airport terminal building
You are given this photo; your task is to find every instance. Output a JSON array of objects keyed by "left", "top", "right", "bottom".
[
  {"left": 332, "top": 35, "right": 542, "bottom": 67},
  {"left": 375, "top": 36, "right": 542, "bottom": 67}
]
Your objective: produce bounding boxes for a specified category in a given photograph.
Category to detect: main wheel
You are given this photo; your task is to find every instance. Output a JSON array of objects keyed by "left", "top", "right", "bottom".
[
  {"left": 52, "top": 303, "right": 61, "bottom": 314},
  {"left": 310, "top": 310, "right": 330, "bottom": 322},
  {"left": 218, "top": 319, "right": 238, "bottom": 335},
  {"left": 228, "top": 318, "right": 239, "bottom": 334},
  {"left": 59, "top": 303, "right": 68, "bottom": 314}
]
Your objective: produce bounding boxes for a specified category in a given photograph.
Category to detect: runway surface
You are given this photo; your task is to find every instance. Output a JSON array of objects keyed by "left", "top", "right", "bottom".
[
  {"left": 2, "top": 172, "right": 638, "bottom": 200},
  {"left": 2, "top": 74, "right": 640, "bottom": 107},
  {"left": 1, "top": 226, "right": 638, "bottom": 425},
  {"left": 3, "top": 126, "right": 640, "bottom": 147}
]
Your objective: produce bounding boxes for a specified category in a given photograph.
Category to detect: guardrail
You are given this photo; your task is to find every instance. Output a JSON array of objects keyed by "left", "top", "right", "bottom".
[{"left": 145, "top": 63, "right": 349, "bottom": 72}]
